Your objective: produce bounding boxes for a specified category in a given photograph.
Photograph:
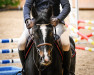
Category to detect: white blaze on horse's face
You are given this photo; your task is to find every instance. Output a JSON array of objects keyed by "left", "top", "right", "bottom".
[
  {"left": 40, "top": 24, "right": 48, "bottom": 60},
  {"left": 41, "top": 48, "right": 51, "bottom": 66},
  {"left": 40, "top": 24, "right": 51, "bottom": 65},
  {"left": 40, "top": 24, "right": 47, "bottom": 43},
  {"left": 44, "top": 48, "right": 49, "bottom": 62}
]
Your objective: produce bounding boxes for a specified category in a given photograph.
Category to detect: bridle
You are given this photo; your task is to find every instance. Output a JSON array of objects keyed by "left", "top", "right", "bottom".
[
  {"left": 28, "top": 23, "right": 55, "bottom": 52},
  {"left": 28, "top": 23, "right": 56, "bottom": 51},
  {"left": 28, "top": 23, "right": 54, "bottom": 75},
  {"left": 35, "top": 23, "right": 54, "bottom": 48},
  {"left": 28, "top": 23, "right": 53, "bottom": 49}
]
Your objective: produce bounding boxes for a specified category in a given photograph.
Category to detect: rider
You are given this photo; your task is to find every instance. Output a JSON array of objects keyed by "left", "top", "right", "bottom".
[{"left": 18, "top": 0, "right": 71, "bottom": 75}]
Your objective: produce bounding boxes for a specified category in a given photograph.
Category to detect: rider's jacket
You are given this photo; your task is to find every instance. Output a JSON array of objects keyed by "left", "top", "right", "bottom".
[{"left": 23, "top": 0, "right": 71, "bottom": 24}]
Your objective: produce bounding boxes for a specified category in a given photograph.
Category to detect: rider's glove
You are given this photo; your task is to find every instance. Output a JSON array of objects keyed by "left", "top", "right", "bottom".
[
  {"left": 25, "top": 19, "right": 35, "bottom": 29},
  {"left": 51, "top": 18, "right": 59, "bottom": 27}
]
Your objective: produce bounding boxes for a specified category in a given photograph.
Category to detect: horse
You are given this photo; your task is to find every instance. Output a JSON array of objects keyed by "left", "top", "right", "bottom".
[{"left": 24, "top": 6, "right": 76, "bottom": 75}]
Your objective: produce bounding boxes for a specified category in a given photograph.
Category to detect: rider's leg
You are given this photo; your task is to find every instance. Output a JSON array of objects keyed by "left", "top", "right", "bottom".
[
  {"left": 18, "top": 28, "right": 31, "bottom": 67},
  {"left": 60, "top": 28, "right": 71, "bottom": 75}
]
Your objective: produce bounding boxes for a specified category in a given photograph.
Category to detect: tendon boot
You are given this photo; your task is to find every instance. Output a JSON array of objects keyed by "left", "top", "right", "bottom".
[
  {"left": 63, "top": 50, "right": 71, "bottom": 75},
  {"left": 19, "top": 50, "right": 25, "bottom": 75}
]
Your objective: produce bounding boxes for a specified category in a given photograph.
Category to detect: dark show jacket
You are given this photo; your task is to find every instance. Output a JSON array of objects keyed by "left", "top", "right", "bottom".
[{"left": 23, "top": 0, "right": 71, "bottom": 24}]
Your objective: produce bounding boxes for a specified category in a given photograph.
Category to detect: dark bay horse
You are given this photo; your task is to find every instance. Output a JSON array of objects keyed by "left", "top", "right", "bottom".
[{"left": 24, "top": 6, "right": 76, "bottom": 75}]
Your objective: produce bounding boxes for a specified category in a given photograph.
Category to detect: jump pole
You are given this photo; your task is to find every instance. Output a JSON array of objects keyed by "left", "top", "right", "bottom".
[
  {"left": 0, "top": 59, "right": 20, "bottom": 64},
  {"left": 78, "top": 20, "right": 94, "bottom": 24},
  {"left": 78, "top": 26, "right": 94, "bottom": 30},
  {"left": 0, "top": 38, "right": 19, "bottom": 43},
  {"left": 75, "top": 0, "right": 79, "bottom": 30},
  {"left": 76, "top": 46, "right": 94, "bottom": 51},
  {"left": 65, "top": 24, "right": 94, "bottom": 45},
  {"left": 0, "top": 48, "right": 18, "bottom": 54},
  {"left": 81, "top": 32, "right": 94, "bottom": 40}
]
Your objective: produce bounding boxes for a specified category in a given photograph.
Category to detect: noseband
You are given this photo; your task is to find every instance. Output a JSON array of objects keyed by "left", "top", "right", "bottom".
[{"left": 37, "top": 43, "right": 52, "bottom": 47}]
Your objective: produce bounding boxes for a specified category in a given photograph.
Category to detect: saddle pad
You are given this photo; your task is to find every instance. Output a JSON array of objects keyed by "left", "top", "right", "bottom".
[{"left": 55, "top": 40, "right": 76, "bottom": 60}]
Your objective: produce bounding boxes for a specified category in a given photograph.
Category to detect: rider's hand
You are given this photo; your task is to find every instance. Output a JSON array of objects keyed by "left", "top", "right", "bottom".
[
  {"left": 26, "top": 19, "right": 35, "bottom": 29},
  {"left": 51, "top": 18, "right": 59, "bottom": 27}
]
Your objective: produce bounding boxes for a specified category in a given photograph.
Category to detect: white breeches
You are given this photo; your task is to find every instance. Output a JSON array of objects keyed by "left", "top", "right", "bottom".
[{"left": 18, "top": 23, "right": 70, "bottom": 51}]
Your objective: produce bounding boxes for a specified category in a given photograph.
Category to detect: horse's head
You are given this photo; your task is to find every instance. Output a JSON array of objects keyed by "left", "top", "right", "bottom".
[{"left": 32, "top": 6, "right": 54, "bottom": 66}]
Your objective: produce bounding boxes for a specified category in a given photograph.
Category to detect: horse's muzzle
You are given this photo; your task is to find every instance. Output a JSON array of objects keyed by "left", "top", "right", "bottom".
[
  {"left": 40, "top": 56, "right": 52, "bottom": 66},
  {"left": 40, "top": 60, "right": 51, "bottom": 66}
]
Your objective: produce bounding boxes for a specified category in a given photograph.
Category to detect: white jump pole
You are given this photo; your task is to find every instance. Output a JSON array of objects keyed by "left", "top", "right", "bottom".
[{"left": 75, "top": 0, "right": 79, "bottom": 30}]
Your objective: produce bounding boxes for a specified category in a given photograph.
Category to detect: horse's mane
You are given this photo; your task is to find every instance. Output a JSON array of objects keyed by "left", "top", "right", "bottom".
[{"left": 36, "top": 9, "right": 50, "bottom": 24}]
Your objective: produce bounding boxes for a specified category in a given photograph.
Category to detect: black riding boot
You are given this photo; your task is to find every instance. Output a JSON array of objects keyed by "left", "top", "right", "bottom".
[
  {"left": 18, "top": 50, "right": 25, "bottom": 75},
  {"left": 63, "top": 50, "right": 71, "bottom": 75},
  {"left": 70, "top": 54, "right": 76, "bottom": 75}
]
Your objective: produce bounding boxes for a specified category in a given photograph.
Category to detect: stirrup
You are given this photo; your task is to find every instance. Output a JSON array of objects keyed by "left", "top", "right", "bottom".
[{"left": 16, "top": 68, "right": 25, "bottom": 75}]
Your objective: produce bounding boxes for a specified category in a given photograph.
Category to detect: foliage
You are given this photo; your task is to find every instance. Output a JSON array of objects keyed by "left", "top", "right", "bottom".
[{"left": 0, "top": 0, "right": 20, "bottom": 8}]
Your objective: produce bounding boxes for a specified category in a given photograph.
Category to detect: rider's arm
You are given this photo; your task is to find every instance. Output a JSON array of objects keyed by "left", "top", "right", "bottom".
[
  {"left": 23, "top": 0, "right": 34, "bottom": 23},
  {"left": 57, "top": 0, "right": 71, "bottom": 21}
]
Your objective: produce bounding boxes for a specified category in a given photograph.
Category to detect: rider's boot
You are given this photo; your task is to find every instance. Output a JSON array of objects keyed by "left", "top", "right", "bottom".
[
  {"left": 19, "top": 50, "right": 25, "bottom": 75},
  {"left": 63, "top": 50, "right": 71, "bottom": 75},
  {"left": 70, "top": 54, "right": 76, "bottom": 75}
]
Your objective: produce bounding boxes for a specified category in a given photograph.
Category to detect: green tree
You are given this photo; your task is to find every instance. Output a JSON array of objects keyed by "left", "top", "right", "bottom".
[{"left": 0, "top": 0, "right": 20, "bottom": 8}]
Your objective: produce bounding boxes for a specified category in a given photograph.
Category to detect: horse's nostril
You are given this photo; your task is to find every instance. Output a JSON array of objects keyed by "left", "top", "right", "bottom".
[
  {"left": 44, "top": 56, "right": 49, "bottom": 62},
  {"left": 44, "top": 58, "right": 49, "bottom": 62}
]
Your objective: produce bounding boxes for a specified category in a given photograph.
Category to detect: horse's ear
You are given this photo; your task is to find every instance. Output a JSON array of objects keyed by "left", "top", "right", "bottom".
[
  {"left": 32, "top": 6, "right": 38, "bottom": 18},
  {"left": 47, "top": 6, "right": 53, "bottom": 18}
]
